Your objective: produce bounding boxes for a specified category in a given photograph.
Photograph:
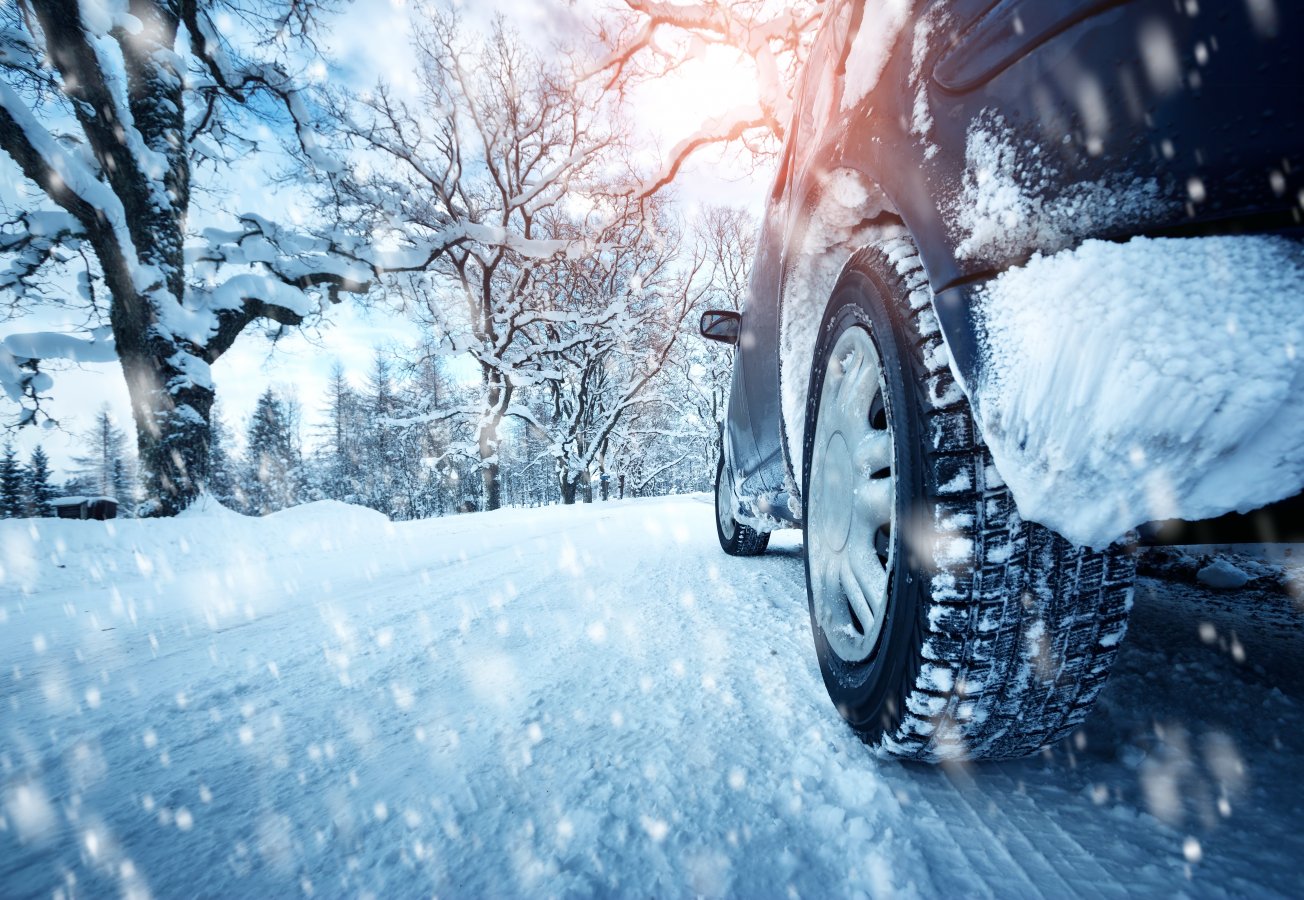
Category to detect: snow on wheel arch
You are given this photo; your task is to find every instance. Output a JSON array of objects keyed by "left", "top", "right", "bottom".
[
  {"left": 778, "top": 169, "right": 905, "bottom": 495},
  {"left": 971, "top": 235, "right": 1304, "bottom": 549}
]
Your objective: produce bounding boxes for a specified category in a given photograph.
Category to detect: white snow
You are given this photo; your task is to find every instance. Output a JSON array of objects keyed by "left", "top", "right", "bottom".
[
  {"left": 1197, "top": 559, "right": 1251, "bottom": 590},
  {"left": 778, "top": 170, "right": 903, "bottom": 479},
  {"left": 0, "top": 330, "right": 119, "bottom": 410},
  {"left": 971, "top": 235, "right": 1304, "bottom": 548},
  {"left": 2, "top": 497, "right": 1300, "bottom": 895},
  {"left": 841, "top": 0, "right": 913, "bottom": 111},
  {"left": 953, "top": 117, "right": 1169, "bottom": 262},
  {"left": 2, "top": 331, "right": 119, "bottom": 364},
  {"left": 0, "top": 82, "right": 138, "bottom": 268},
  {"left": 77, "top": 0, "right": 140, "bottom": 37},
  {"left": 908, "top": 10, "right": 943, "bottom": 157}
]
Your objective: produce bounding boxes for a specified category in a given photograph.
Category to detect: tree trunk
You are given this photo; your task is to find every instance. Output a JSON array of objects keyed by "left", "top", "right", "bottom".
[
  {"left": 118, "top": 344, "right": 213, "bottom": 516},
  {"left": 477, "top": 373, "right": 508, "bottom": 511},
  {"left": 117, "top": 326, "right": 213, "bottom": 516},
  {"left": 478, "top": 423, "right": 501, "bottom": 511},
  {"left": 480, "top": 456, "right": 500, "bottom": 511},
  {"left": 582, "top": 470, "right": 593, "bottom": 504},
  {"left": 560, "top": 475, "right": 577, "bottom": 505}
]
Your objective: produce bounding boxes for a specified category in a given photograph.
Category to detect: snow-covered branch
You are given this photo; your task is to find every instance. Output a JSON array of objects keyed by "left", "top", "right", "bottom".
[
  {"left": 0, "top": 328, "right": 117, "bottom": 425},
  {"left": 327, "top": 11, "right": 635, "bottom": 509},
  {"left": 635, "top": 104, "right": 779, "bottom": 198},
  {"left": 0, "top": 0, "right": 366, "bottom": 513}
]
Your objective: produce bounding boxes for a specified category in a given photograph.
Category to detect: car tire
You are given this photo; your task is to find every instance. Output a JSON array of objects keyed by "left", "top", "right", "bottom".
[
  {"left": 801, "top": 237, "right": 1135, "bottom": 761},
  {"left": 716, "top": 455, "right": 770, "bottom": 556}
]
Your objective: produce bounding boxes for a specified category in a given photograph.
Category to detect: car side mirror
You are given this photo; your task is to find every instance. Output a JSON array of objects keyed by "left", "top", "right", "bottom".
[{"left": 700, "top": 310, "right": 741, "bottom": 345}]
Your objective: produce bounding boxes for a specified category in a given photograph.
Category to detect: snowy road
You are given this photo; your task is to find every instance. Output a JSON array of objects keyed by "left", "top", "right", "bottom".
[{"left": 2, "top": 497, "right": 1302, "bottom": 897}]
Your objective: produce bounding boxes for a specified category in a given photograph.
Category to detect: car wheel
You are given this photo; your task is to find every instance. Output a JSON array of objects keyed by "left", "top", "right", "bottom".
[
  {"left": 801, "top": 237, "right": 1135, "bottom": 761},
  {"left": 715, "top": 455, "right": 770, "bottom": 556}
]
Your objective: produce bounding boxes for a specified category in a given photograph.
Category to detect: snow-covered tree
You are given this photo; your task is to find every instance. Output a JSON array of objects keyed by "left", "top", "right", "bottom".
[
  {"left": 386, "top": 351, "right": 466, "bottom": 518},
  {"left": 498, "top": 416, "right": 555, "bottom": 507},
  {"left": 607, "top": 405, "right": 705, "bottom": 496},
  {"left": 111, "top": 456, "right": 136, "bottom": 516},
  {"left": 359, "top": 352, "right": 401, "bottom": 514},
  {"left": 541, "top": 206, "right": 753, "bottom": 500},
  {"left": 70, "top": 406, "right": 131, "bottom": 499},
  {"left": 206, "top": 401, "right": 239, "bottom": 508},
  {"left": 333, "top": 12, "right": 630, "bottom": 510},
  {"left": 243, "top": 387, "right": 301, "bottom": 515},
  {"left": 0, "top": 0, "right": 370, "bottom": 515},
  {"left": 681, "top": 205, "right": 756, "bottom": 462},
  {"left": 529, "top": 206, "right": 705, "bottom": 503},
  {"left": 596, "top": 0, "right": 825, "bottom": 195},
  {"left": 315, "top": 362, "right": 364, "bottom": 504},
  {"left": 0, "top": 443, "right": 23, "bottom": 516},
  {"left": 24, "top": 444, "right": 55, "bottom": 516}
]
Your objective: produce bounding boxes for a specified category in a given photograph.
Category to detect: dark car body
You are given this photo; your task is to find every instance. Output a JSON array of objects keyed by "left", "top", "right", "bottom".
[{"left": 724, "top": 0, "right": 1304, "bottom": 539}]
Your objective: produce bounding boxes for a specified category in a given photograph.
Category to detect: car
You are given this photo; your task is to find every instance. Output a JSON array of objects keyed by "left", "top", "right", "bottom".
[{"left": 700, "top": 0, "right": 1304, "bottom": 761}]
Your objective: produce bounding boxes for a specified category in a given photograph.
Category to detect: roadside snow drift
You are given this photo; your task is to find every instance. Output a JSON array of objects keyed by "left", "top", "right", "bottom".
[{"left": 972, "top": 235, "right": 1304, "bottom": 548}]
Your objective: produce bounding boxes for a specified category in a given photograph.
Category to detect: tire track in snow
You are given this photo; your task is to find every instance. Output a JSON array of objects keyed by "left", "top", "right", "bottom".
[{"left": 3, "top": 498, "right": 1300, "bottom": 897}]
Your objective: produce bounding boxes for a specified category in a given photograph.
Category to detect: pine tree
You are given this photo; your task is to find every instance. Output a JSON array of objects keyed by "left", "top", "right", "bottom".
[
  {"left": 71, "top": 406, "right": 131, "bottom": 498},
  {"left": 361, "top": 351, "right": 400, "bottom": 516},
  {"left": 0, "top": 444, "right": 24, "bottom": 517},
  {"left": 207, "top": 402, "right": 239, "bottom": 508},
  {"left": 243, "top": 388, "right": 302, "bottom": 515},
  {"left": 25, "top": 445, "right": 55, "bottom": 517},
  {"left": 111, "top": 458, "right": 136, "bottom": 518},
  {"left": 319, "top": 362, "right": 364, "bottom": 503}
]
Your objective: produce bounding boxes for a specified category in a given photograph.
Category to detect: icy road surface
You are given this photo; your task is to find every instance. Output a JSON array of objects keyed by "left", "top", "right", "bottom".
[{"left": 2, "top": 497, "right": 1302, "bottom": 897}]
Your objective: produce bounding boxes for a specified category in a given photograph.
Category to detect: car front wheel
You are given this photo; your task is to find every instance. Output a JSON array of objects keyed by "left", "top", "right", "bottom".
[{"left": 801, "top": 238, "right": 1136, "bottom": 761}]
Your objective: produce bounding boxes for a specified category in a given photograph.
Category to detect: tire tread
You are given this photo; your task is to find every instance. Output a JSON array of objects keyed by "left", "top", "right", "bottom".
[{"left": 853, "top": 238, "right": 1136, "bottom": 761}]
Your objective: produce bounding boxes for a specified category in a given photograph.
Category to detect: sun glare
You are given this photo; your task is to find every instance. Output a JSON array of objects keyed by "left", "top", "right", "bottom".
[{"left": 638, "top": 44, "right": 762, "bottom": 150}]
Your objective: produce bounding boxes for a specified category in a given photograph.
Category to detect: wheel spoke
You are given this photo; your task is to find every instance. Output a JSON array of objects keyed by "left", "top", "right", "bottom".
[
  {"left": 838, "top": 556, "right": 875, "bottom": 634},
  {"left": 853, "top": 430, "right": 892, "bottom": 477},
  {"left": 835, "top": 347, "right": 865, "bottom": 409},
  {"left": 847, "top": 549, "right": 889, "bottom": 620},
  {"left": 856, "top": 478, "right": 893, "bottom": 530},
  {"left": 817, "top": 551, "right": 842, "bottom": 628}
]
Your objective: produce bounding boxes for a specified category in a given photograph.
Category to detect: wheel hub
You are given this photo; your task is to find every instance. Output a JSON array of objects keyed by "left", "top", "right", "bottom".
[
  {"left": 808, "top": 325, "right": 895, "bottom": 663},
  {"left": 817, "top": 432, "right": 854, "bottom": 552}
]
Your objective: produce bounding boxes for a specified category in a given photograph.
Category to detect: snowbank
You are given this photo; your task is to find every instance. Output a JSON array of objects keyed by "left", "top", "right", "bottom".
[
  {"left": 175, "top": 491, "right": 250, "bottom": 520},
  {"left": 971, "top": 235, "right": 1304, "bottom": 548},
  {"left": 0, "top": 496, "right": 397, "bottom": 606}
]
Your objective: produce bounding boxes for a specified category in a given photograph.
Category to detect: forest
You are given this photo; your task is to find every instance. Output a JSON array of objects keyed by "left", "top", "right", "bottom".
[{"left": 0, "top": 0, "right": 807, "bottom": 516}]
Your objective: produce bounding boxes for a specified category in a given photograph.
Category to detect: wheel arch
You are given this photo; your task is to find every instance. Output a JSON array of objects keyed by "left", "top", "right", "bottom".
[{"left": 776, "top": 158, "right": 966, "bottom": 499}]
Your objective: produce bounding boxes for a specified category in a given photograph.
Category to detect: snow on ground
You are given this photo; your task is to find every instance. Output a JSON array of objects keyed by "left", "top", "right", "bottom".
[
  {"left": 972, "top": 235, "right": 1304, "bottom": 548},
  {"left": 2, "top": 497, "right": 1302, "bottom": 897}
]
